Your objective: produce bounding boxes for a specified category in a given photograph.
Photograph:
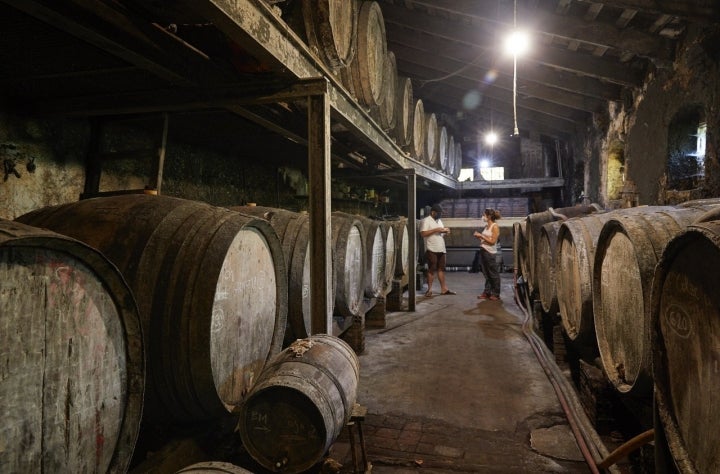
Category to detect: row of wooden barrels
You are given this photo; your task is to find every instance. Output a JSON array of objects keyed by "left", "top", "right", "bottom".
[
  {"left": 0, "top": 194, "right": 411, "bottom": 473},
  {"left": 515, "top": 199, "right": 720, "bottom": 473},
  {"left": 300, "top": 0, "right": 462, "bottom": 177}
]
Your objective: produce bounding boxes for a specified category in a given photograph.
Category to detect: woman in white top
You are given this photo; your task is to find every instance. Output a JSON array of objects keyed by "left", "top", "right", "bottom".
[{"left": 473, "top": 208, "right": 501, "bottom": 300}]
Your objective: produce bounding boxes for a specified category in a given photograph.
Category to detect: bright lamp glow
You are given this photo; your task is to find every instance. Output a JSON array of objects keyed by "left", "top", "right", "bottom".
[
  {"left": 485, "top": 132, "right": 498, "bottom": 146},
  {"left": 504, "top": 30, "right": 530, "bottom": 56},
  {"left": 479, "top": 159, "right": 490, "bottom": 168}
]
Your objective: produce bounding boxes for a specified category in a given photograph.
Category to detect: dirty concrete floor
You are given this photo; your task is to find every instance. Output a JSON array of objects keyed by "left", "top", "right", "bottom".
[{"left": 331, "top": 272, "right": 591, "bottom": 473}]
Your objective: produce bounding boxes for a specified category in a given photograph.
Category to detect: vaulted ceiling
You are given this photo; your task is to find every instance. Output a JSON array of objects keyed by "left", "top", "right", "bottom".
[{"left": 380, "top": 0, "right": 716, "bottom": 142}]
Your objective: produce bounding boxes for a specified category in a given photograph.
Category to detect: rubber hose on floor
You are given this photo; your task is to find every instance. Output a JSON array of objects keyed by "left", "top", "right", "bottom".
[{"left": 513, "top": 275, "right": 619, "bottom": 474}]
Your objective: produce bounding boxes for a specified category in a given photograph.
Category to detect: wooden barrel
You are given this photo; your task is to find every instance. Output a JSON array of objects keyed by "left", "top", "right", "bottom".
[
  {"left": 239, "top": 335, "right": 359, "bottom": 474},
  {"left": 537, "top": 220, "right": 563, "bottom": 314},
  {"left": 513, "top": 221, "right": 528, "bottom": 280},
  {"left": 406, "top": 99, "right": 425, "bottom": 161},
  {"left": 349, "top": 0, "right": 386, "bottom": 107},
  {"left": 438, "top": 126, "right": 449, "bottom": 172},
  {"left": 391, "top": 218, "right": 410, "bottom": 278},
  {"left": 555, "top": 210, "right": 616, "bottom": 344},
  {"left": 176, "top": 462, "right": 254, "bottom": 473},
  {"left": 231, "top": 206, "right": 317, "bottom": 343},
  {"left": 393, "top": 76, "right": 413, "bottom": 147},
  {"left": 453, "top": 142, "right": 462, "bottom": 178},
  {"left": 375, "top": 51, "right": 397, "bottom": 131},
  {"left": 357, "top": 216, "right": 386, "bottom": 298},
  {"left": 651, "top": 218, "right": 720, "bottom": 474},
  {"left": 301, "top": 0, "right": 357, "bottom": 69},
  {"left": 17, "top": 195, "right": 287, "bottom": 422},
  {"left": 331, "top": 212, "right": 365, "bottom": 317},
  {"left": 380, "top": 221, "right": 396, "bottom": 290},
  {"left": 592, "top": 204, "right": 719, "bottom": 396},
  {"left": 447, "top": 135, "right": 455, "bottom": 176},
  {"left": 425, "top": 112, "right": 439, "bottom": 168},
  {"left": 526, "top": 204, "right": 600, "bottom": 296},
  {"left": 0, "top": 219, "right": 143, "bottom": 473}
]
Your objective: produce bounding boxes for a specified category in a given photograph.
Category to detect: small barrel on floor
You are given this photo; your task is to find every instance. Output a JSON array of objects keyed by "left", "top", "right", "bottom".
[
  {"left": 238, "top": 335, "right": 360, "bottom": 474},
  {"left": 176, "top": 461, "right": 255, "bottom": 473},
  {"left": 0, "top": 219, "right": 144, "bottom": 473}
]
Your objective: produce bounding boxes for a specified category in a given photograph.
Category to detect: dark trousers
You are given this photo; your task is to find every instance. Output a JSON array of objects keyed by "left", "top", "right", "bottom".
[{"left": 479, "top": 248, "right": 501, "bottom": 296}]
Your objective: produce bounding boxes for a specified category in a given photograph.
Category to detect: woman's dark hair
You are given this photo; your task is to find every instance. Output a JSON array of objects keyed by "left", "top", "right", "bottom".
[{"left": 484, "top": 208, "right": 501, "bottom": 220}]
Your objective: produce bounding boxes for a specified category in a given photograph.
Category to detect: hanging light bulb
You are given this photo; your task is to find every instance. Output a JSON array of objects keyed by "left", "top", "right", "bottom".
[{"left": 504, "top": 30, "right": 530, "bottom": 57}]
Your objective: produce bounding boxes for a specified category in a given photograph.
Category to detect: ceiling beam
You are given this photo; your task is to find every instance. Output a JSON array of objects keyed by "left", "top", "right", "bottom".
[
  {"left": 574, "top": 0, "right": 718, "bottom": 23},
  {"left": 381, "top": 3, "right": 646, "bottom": 86},
  {"left": 386, "top": 27, "right": 623, "bottom": 100},
  {"left": 391, "top": 43, "right": 607, "bottom": 114},
  {"left": 382, "top": 0, "right": 674, "bottom": 62}
]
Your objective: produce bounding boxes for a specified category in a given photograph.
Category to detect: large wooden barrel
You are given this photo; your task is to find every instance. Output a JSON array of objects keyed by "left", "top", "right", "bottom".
[
  {"left": 348, "top": 0, "right": 386, "bottom": 107},
  {"left": 651, "top": 218, "right": 720, "bottom": 474},
  {"left": 555, "top": 210, "right": 616, "bottom": 344},
  {"left": 592, "top": 204, "right": 719, "bottom": 396},
  {"left": 0, "top": 219, "right": 143, "bottom": 473},
  {"left": 425, "top": 112, "right": 439, "bottom": 168},
  {"left": 301, "top": 0, "right": 357, "bottom": 69},
  {"left": 393, "top": 76, "right": 413, "bottom": 147},
  {"left": 526, "top": 204, "right": 600, "bottom": 296},
  {"left": 406, "top": 99, "right": 425, "bottom": 161},
  {"left": 357, "top": 216, "right": 386, "bottom": 298},
  {"left": 176, "top": 462, "right": 254, "bottom": 473},
  {"left": 17, "top": 195, "right": 287, "bottom": 422},
  {"left": 513, "top": 221, "right": 528, "bottom": 280},
  {"left": 374, "top": 51, "right": 397, "bottom": 131},
  {"left": 453, "top": 142, "right": 462, "bottom": 178},
  {"left": 537, "top": 220, "right": 563, "bottom": 314},
  {"left": 447, "top": 135, "right": 455, "bottom": 176},
  {"left": 391, "top": 218, "right": 410, "bottom": 278},
  {"left": 231, "top": 206, "right": 318, "bottom": 343},
  {"left": 239, "top": 335, "right": 359, "bottom": 474},
  {"left": 331, "top": 212, "right": 365, "bottom": 317},
  {"left": 438, "top": 126, "right": 449, "bottom": 172},
  {"left": 380, "top": 221, "right": 396, "bottom": 290}
]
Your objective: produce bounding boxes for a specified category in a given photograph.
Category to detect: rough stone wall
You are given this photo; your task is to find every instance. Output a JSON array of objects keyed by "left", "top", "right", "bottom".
[{"left": 579, "top": 24, "right": 720, "bottom": 207}]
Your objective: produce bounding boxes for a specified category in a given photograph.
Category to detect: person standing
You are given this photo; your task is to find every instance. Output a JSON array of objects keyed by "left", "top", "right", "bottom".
[
  {"left": 473, "top": 208, "right": 501, "bottom": 300},
  {"left": 419, "top": 204, "right": 455, "bottom": 297}
]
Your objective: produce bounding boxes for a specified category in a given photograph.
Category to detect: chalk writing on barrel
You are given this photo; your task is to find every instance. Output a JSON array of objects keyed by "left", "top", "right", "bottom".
[{"left": 663, "top": 303, "right": 692, "bottom": 339}]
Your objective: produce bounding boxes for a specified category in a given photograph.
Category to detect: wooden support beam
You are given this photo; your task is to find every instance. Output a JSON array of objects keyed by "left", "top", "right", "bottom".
[
  {"left": 616, "top": 9, "right": 639, "bottom": 28},
  {"left": 584, "top": 3, "right": 604, "bottom": 21},
  {"left": 307, "top": 89, "right": 333, "bottom": 335},
  {"left": 407, "top": 173, "right": 416, "bottom": 311}
]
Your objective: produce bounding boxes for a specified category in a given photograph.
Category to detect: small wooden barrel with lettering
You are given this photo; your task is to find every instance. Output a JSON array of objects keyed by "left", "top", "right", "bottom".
[
  {"left": 651, "top": 218, "right": 720, "bottom": 474},
  {"left": 593, "top": 204, "right": 719, "bottom": 396},
  {"left": 239, "top": 335, "right": 359, "bottom": 474},
  {"left": 0, "top": 219, "right": 143, "bottom": 473},
  {"left": 17, "top": 195, "right": 287, "bottom": 423},
  {"left": 176, "top": 461, "right": 255, "bottom": 473}
]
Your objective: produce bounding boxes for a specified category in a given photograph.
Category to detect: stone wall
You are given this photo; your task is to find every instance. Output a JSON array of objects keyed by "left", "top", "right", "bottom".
[{"left": 576, "top": 24, "right": 720, "bottom": 206}]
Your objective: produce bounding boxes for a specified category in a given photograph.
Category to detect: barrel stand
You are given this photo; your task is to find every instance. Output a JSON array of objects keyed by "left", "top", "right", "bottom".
[{"left": 346, "top": 403, "right": 371, "bottom": 473}]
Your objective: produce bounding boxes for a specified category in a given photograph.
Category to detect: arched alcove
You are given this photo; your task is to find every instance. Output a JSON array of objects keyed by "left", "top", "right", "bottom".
[{"left": 666, "top": 105, "right": 706, "bottom": 191}]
